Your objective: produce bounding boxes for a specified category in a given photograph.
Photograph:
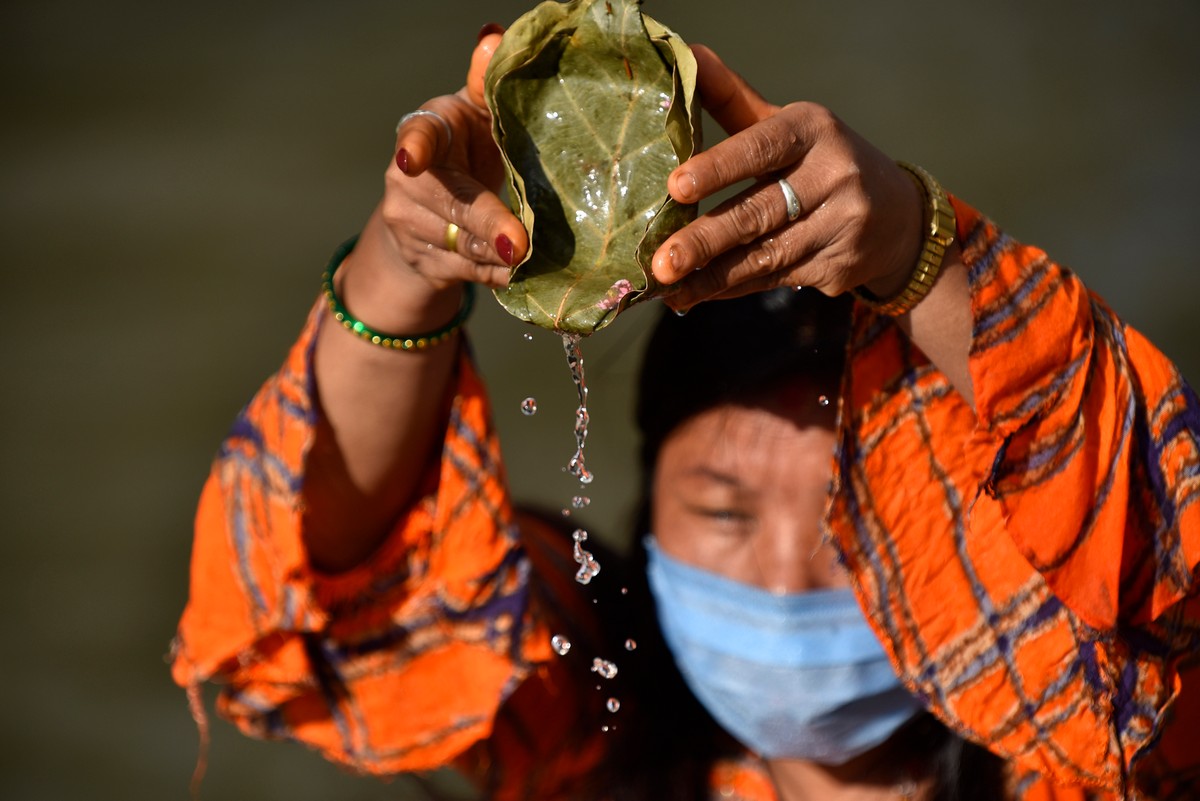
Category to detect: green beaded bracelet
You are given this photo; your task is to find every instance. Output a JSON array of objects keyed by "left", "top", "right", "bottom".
[{"left": 321, "top": 236, "right": 476, "bottom": 351}]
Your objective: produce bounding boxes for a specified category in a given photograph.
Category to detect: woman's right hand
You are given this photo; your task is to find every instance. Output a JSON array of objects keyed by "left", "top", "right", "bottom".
[{"left": 371, "top": 29, "right": 527, "bottom": 298}]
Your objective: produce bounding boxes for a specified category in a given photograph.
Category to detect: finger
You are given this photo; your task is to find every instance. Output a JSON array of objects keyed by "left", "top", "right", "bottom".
[
  {"left": 433, "top": 168, "right": 528, "bottom": 267},
  {"left": 395, "top": 100, "right": 460, "bottom": 176},
  {"left": 467, "top": 28, "right": 505, "bottom": 108},
  {"left": 691, "top": 45, "right": 776, "bottom": 134},
  {"left": 667, "top": 105, "right": 819, "bottom": 206},
  {"left": 665, "top": 223, "right": 828, "bottom": 310},
  {"left": 393, "top": 200, "right": 511, "bottom": 288},
  {"left": 652, "top": 176, "right": 808, "bottom": 282},
  {"left": 389, "top": 164, "right": 528, "bottom": 268}
]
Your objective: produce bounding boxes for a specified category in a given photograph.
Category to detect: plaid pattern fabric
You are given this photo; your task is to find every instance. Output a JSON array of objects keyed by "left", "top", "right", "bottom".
[
  {"left": 172, "top": 197, "right": 1197, "bottom": 799},
  {"left": 172, "top": 307, "right": 556, "bottom": 775},
  {"left": 828, "top": 198, "right": 1199, "bottom": 799}
]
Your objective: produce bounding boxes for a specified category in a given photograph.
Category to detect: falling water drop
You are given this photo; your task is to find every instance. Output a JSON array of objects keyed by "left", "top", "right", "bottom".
[
  {"left": 551, "top": 635, "right": 572, "bottom": 656},
  {"left": 624, "top": 639, "right": 637, "bottom": 651},
  {"left": 522, "top": 332, "right": 534, "bottom": 342},
  {"left": 817, "top": 395, "right": 830, "bottom": 408},
  {"left": 620, "top": 587, "right": 628, "bottom": 596},
  {"left": 563, "top": 334, "right": 594, "bottom": 484},
  {"left": 521, "top": 397, "right": 538, "bottom": 416},
  {"left": 601, "top": 725, "right": 611, "bottom": 733},
  {"left": 591, "top": 658, "right": 618, "bottom": 679},
  {"left": 573, "top": 529, "right": 601, "bottom": 585},
  {"left": 606, "top": 698, "right": 621, "bottom": 713},
  {"left": 571, "top": 495, "right": 591, "bottom": 509}
]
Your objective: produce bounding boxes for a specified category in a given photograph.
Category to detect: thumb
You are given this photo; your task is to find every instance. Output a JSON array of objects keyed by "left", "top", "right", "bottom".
[
  {"left": 467, "top": 28, "right": 505, "bottom": 108},
  {"left": 691, "top": 44, "right": 777, "bottom": 133}
]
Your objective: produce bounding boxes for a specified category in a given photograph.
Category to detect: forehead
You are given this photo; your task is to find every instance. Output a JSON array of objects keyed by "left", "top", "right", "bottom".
[{"left": 659, "top": 395, "right": 835, "bottom": 475}]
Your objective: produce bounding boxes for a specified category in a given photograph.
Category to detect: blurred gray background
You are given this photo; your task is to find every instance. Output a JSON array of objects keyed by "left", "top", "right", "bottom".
[{"left": 2, "top": 1, "right": 1197, "bottom": 798}]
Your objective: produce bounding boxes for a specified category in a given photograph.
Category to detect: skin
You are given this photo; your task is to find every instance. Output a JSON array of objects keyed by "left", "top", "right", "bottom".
[
  {"left": 652, "top": 394, "right": 930, "bottom": 800},
  {"left": 651, "top": 388, "right": 843, "bottom": 594},
  {"left": 296, "top": 26, "right": 962, "bottom": 799}
]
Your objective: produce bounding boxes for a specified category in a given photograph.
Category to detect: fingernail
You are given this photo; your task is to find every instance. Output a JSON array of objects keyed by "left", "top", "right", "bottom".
[
  {"left": 675, "top": 172, "right": 698, "bottom": 201},
  {"left": 395, "top": 148, "right": 409, "bottom": 174},
  {"left": 477, "top": 22, "right": 504, "bottom": 42},
  {"left": 667, "top": 245, "right": 684, "bottom": 274},
  {"left": 495, "top": 233, "right": 515, "bottom": 266}
]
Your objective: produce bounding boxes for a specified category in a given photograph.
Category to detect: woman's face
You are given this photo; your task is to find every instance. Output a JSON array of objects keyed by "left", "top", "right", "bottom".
[{"left": 650, "top": 384, "right": 843, "bottom": 594}]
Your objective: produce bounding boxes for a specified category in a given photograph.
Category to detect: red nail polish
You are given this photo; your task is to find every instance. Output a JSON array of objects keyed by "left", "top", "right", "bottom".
[
  {"left": 477, "top": 22, "right": 504, "bottom": 42},
  {"left": 395, "top": 148, "right": 409, "bottom": 174},
  {"left": 495, "top": 233, "right": 515, "bottom": 266}
]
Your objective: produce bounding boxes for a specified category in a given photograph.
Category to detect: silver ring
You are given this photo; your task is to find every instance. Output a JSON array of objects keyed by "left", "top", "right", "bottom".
[
  {"left": 397, "top": 109, "right": 453, "bottom": 148},
  {"left": 778, "top": 178, "right": 802, "bottom": 222}
]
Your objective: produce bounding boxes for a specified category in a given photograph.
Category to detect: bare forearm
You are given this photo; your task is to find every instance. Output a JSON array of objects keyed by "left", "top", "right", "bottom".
[
  {"left": 866, "top": 242, "right": 975, "bottom": 410},
  {"left": 304, "top": 208, "right": 465, "bottom": 573}
]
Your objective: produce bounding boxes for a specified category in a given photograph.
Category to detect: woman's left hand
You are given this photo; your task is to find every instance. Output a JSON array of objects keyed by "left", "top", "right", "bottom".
[{"left": 652, "top": 46, "right": 925, "bottom": 310}]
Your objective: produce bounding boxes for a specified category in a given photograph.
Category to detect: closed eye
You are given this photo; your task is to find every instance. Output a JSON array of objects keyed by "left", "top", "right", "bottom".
[{"left": 685, "top": 504, "right": 753, "bottom": 524}]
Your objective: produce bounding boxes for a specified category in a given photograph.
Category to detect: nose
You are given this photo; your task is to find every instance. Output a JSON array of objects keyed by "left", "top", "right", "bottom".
[{"left": 752, "top": 514, "right": 846, "bottom": 594}]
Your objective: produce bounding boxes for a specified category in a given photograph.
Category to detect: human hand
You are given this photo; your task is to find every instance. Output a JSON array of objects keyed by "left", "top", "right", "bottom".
[
  {"left": 379, "top": 26, "right": 527, "bottom": 293},
  {"left": 650, "top": 46, "right": 924, "bottom": 310}
]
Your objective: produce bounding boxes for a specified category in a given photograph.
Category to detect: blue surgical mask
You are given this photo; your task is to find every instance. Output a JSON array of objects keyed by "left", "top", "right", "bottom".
[{"left": 644, "top": 537, "right": 923, "bottom": 764}]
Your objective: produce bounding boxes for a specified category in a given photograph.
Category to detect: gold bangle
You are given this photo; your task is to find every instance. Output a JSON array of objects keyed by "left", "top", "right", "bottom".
[{"left": 852, "top": 162, "right": 955, "bottom": 317}]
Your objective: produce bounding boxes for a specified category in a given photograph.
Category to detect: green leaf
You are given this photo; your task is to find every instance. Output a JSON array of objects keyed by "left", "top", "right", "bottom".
[{"left": 485, "top": 0, "right": 699, "bottom": 335}]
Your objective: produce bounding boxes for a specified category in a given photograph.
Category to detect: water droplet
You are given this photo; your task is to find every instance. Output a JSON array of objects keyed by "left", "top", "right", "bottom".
[
  {"left": 551, "top": 635, "right": 572, "bottom": 656},
  {"left": 818, "top": 395, "right": 830, "bottom": 407},
  {"left": 521, "top": 397, "right": 538, "bottom": 415},
  {"left": 522, "top": 333, "right": 534, "bottom": 342},
  {"left": 591, "top": 658, "right": 618, "bottom": 679},
  {"left": 560, "top": 508, "right": 571, "bottom": 517},
  {"left": 620, "top": 587, "right": 628, "bottom": 596},
  {"left": 601, "top": 725, "right": 611, "bottom": 732},
  {"left": 606, "top": 698, "right": 621, "bottom": 713},
  {"left": 572, "top": 495, "right": 590, "bottom": 509},
  {"left": 624, "top": 639, "right": 637, "bottom": 651},
  {"left": 674, "top": 308, "right": 688, "bottom": 318},
  {"left": 573, "top": 529, "right": 601, "bottom": 584}
]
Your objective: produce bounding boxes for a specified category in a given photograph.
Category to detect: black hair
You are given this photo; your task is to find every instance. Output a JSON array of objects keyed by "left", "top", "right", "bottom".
[{"left": 634, "top": 288, "right": 852, "bottom": 497}]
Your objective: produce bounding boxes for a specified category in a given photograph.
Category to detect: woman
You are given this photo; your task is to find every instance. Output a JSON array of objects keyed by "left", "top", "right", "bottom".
[{"left": 171, "top": 28, "right": 1199, "bottom": 800}]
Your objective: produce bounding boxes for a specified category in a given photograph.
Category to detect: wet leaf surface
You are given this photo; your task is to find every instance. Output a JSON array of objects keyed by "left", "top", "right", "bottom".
[{"left": 486, "top": 0, "right": 699, "bottom": 334}]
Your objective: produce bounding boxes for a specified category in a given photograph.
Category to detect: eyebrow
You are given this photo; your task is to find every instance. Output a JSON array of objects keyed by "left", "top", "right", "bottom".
[{"left": 681, "top": 465, "right": 742, "bottom": 487}]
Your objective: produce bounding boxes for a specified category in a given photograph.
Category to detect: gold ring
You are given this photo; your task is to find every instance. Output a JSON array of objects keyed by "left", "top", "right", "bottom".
[{"left": 444, "top": 222, "right": 460, "bottom": 252}]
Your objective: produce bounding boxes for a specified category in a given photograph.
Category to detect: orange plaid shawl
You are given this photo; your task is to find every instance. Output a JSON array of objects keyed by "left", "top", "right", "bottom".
[{"left": 172, "top": 198, "right": 1198, "bottom": 799}]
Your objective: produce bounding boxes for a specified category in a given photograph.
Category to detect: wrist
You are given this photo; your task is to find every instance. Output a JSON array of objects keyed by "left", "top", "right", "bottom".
[
  {"left": 854, "top": 162, "right": 955, "bottom": 317},
  {"left": 863, "top": 167, "right": 925, "bottom": 299},
  {"left": 336, "top": 214, "right": 466, "bottom": 338}
]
